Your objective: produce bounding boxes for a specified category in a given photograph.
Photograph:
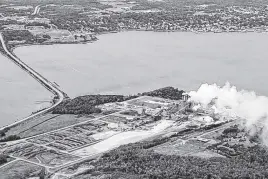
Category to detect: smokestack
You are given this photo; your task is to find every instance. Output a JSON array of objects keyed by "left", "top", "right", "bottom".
[{"left": 182, "top": 92, "right": 190, "bottom": 101}]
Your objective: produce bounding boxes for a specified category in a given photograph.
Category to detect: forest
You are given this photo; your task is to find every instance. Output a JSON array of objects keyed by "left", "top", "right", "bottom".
[
  {"left": 141, "top": 87, "right": 184, "bottom": 100},
  {"left": 52, "top": 95, "right": 137, "bottom": 114},
  {"left": 0, "top": 135, "right": 20, "bottom": 142},
  {"left": 74, "top": 137, "right": 268, "bottom": 179},
  {"left": 52, "top": 87, "right": 184, "bottom": 115},
  {"left": 2, "top": 30, "right": 34, "bottom": 43},
  {"left": 0, "top": 154, "right": 7, "bottom": 166}
]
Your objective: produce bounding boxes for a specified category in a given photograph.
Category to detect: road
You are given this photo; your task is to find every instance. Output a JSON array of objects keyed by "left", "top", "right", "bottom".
[
  {"left": 181, "top": 120, "right": 237, "bottom": 140},
  {"left": 32, "top": 5, "right": 41, "bottom": 15},
  {"left": 0, "top": 159, "right": 17, "bottom": 169},
  {"left": 0, "top": 32, "right": 65, "bottom": 130},
  {"left": 0, "top": 94, "right": 237, "bottom": 177}
]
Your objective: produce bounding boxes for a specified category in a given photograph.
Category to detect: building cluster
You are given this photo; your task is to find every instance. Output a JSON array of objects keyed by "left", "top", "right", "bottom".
[
  {"left": 47, "top": 4, "right": 268, "bottom": 34},
  {"left": 90, "top": 10, "right": 268, "bottom": 33},
  {"left": 1, "top": 3, "right": 268, "bottom": 46},
  {"left": 97, "top": 95, "right": 234, "bottom": 134}
]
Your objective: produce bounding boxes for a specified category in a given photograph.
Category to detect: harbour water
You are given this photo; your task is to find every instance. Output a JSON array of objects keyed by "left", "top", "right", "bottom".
[
  {"left": 0, "top": 54, "right": 52, "bottom": 127},
  {"left": 15, "top": 31, "right": 268, "bottom": 96},
  {"left": 2, "top": 31, "right": 268, "bottom": 127}
]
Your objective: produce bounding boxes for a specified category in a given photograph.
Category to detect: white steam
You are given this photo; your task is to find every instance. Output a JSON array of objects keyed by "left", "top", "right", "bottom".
[{"left": 188, "top": 82, "right": 268, "bottom": 146}]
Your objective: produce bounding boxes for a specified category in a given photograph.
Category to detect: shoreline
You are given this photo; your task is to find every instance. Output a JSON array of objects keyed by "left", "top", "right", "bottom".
[
  {"left": 9, "top": 28, "right": 268, "bottom": 51},
  {"left": 1, "top": 29, "right": 268, "bottom": 131},
  {"left": 0, "top": 32, "right": 65, "bottom": 132}
]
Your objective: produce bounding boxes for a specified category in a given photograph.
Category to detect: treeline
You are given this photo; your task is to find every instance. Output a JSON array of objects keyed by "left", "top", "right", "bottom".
[
  {"left": 52, "top": 95, "right": 137, "bottom": 115},
  {"left": 75, "top": 138, "right": 268, "bottom": 179},
  {"left": 2, "top": 29, "right": 52, "bottom": 45},
  {"left": 2, "top": 30, "right": 35, "bottom": 43},
  {"left": 52, "top": 87, "right": 184, "bottom": 115},
  {"left": 0, "top": 154, "right": 7, "bottom": 165},
  {"left": 0, "top": 135, "right": 20, "bottom": 142},
  {"left": 141, "top": 87, "right": 184, "bottom": 100}
]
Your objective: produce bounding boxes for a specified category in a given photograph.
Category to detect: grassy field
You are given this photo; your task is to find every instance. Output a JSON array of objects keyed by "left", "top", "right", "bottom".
[{"left": 0, "top": 160, "right": 45, "bottom": 179}]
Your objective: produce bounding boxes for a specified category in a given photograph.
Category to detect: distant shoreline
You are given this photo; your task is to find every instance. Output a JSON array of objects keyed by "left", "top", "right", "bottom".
[
  {"left": 1, "top": 29, "right": 268, "bottom": 130},
  {"left": 7, "top": 29, "right": 268, "bottom": 53}
]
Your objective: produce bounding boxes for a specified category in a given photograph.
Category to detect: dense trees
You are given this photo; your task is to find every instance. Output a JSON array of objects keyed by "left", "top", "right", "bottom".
[
  {"left": 52, "top": 87, "right": 185, "bottom": 115},
  {"left": 75, "top": 138, "right": 268, "bottom": 179},
  {"left": 2, "top": 30, "right": 34, "bottom": 42},
  {"left": 0, "top": 154, "right": 7, "bottom": 165},
  {"left": 0, "top": 135, "right": 20, "bottom": 142},
  {"left": 52, "top": 95, "right": 137, "bottom": 114},
  {"left": 141, "top": 87, "right": 184, "bottom": 100}
]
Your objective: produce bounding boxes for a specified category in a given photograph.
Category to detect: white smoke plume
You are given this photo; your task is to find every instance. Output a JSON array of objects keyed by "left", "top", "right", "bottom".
[{"left": 188, "top": 82, "right": 268, "bottom": 146}]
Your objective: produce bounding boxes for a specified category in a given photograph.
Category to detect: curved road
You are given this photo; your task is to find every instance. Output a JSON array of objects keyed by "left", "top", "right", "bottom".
[
  {"left": 0, "top": 32, "right": 65, "bottom": 130},
  {"left": 32, "top": 5, "right": 41, "bottom": 15}
]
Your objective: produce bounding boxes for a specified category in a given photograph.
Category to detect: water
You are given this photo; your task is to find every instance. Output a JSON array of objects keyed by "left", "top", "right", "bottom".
[
  {"left": 15, "top": 31, "right": 268, "bottom": 97},
  {"left": 0, "top": 54, "right": 52, "bottom": 127},
  {"left": 2, "top": 31, "right": 268, "bottom": 127}
]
